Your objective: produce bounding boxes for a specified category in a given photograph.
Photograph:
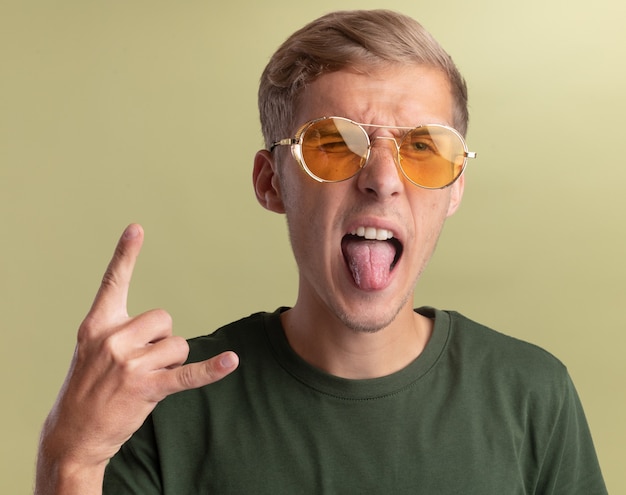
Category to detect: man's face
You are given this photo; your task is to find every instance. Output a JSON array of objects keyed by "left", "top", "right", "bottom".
[{"left": 261, "top": 64, "right": 464, "bottom": 332}]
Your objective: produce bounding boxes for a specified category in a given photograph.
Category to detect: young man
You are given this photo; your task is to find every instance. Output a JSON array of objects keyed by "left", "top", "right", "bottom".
[{"left": 35, "top": 10, "right": 606, "bottom": 494}]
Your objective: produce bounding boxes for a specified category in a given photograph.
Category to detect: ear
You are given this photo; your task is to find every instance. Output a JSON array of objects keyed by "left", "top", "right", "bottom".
[
  {"left": 446, "top": 174, "right": 465, "bottom": 217},
  {"left": 253, "top": 150, "right": 285, "bottom": 213}
]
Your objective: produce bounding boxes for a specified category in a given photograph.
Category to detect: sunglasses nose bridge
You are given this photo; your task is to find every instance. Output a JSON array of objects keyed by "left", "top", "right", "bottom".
[
  {"left": 370, "top": 135, "right": 400, "bottom": 149},
  {"left": 364, "top": 135, "right": 401, "bottom": 167}
]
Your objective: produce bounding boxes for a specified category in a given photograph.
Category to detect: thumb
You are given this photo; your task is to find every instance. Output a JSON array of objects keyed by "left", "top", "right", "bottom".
[{"left": 166, "top": 351, "right": 239, "bottom": 395}]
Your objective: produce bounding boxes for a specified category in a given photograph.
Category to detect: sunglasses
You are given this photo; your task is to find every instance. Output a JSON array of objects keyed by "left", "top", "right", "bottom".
[{"left": 271, "top": 116, "right": 476, "bottom": 189}]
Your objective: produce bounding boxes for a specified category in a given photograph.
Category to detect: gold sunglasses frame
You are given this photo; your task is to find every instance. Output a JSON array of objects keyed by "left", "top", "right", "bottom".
[{"left": 271, "top": 116, "right": 477, "bottom": 189}]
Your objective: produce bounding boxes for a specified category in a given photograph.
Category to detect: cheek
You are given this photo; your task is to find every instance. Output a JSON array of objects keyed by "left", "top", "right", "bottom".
[
  {"left": 282, "top": 186, "right": 343, "bottom": 272},
  {"left": 411, "top": 192, "right": 453, "bottom": 242},
  {"left": 277, "top": 158, "right": 313, "bottom": 208},
  {"left": 284, "top": 208, "right": 331, "bottom": 283},
  {"left": 280, "top": 164, "right": 334, "bottom": 225},
  {"left": 281, "top": 181, "right": 319, "bottom": 250}
]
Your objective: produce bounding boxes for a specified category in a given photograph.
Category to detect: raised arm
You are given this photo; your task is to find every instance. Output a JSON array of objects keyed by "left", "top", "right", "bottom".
[{"left": 35, "top": 224, "right": 239, "bottom": 495}]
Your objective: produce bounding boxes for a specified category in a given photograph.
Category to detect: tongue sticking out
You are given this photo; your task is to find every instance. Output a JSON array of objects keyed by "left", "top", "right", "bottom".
[{"left": 342, "top": 237, "right": 397, "bottom": 291}]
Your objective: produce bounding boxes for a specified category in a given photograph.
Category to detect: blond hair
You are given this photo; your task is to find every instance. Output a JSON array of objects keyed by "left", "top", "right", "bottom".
[{"left": 258, "top": 9, "right": 469, "bottom": 149}]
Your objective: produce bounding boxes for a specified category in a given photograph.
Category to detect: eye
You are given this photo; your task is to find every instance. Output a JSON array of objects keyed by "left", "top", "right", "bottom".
[
  {"left": 405, "top": 137, "right": 436, "bottom": 155},
  {"left": 411, "top": 140, "right": 432, "bottom": 152},
  {"left": 303, "top": 128, "right": 350, "bottom": 153},
  {"left": 319, "top": 139, "right": 350, "bottom": 153}
]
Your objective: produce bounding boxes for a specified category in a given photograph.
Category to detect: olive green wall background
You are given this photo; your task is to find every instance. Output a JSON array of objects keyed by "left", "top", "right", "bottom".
[{"left": 2, "top": 0, "right": 624, "bottom": 492}]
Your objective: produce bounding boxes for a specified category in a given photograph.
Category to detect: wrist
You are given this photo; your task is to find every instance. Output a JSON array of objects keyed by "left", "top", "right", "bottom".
[
  {"left": 35, "top": 417, "right": 107, "bottom": 495},
  {"left": 35, "top": 452, "right": 106, "bottom": 495}
]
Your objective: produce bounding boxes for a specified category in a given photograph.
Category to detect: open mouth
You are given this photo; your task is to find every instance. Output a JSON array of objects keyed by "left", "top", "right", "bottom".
[{"left": 341, "top": 227, "right": 403, "bottom": 290}]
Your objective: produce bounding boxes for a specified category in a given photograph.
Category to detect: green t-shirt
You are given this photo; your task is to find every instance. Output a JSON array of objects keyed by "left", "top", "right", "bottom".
[{"left": 104, "top": 308, "right": 606, "bottom": 494}]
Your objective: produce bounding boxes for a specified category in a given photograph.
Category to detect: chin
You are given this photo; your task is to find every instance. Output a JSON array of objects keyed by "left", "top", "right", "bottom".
[{"left": 335, "top": 295, "right": 408, "bottom": 334}]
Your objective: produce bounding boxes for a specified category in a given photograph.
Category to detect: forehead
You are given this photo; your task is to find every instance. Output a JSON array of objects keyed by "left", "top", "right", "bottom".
[{"left": 295, "top": 64, "right": 454, "bottom": 128}]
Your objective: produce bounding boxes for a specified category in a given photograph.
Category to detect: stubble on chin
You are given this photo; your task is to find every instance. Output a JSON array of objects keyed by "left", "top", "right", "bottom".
[{"left": 333, "top": 289, "right": 413, "bottom": 334}]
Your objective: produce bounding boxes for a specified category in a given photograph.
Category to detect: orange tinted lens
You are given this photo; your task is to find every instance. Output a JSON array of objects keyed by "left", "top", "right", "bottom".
[
  {"left": 300, "top": 118, "right": 368, "bottom": 181},
  {"left": 399, "top": 126, "right": 466, "bottom": 188}
]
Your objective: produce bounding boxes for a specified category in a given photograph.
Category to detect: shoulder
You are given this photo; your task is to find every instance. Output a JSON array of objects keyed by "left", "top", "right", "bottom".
[
  {"left": 447, "top": 309, "right": 564, "bottom": 368},
  {"left": 424, "top": 308, "right": 571, "bottom": 399},
  {"left": 186, "top": 310, "right": 281, "bottom": 364}
]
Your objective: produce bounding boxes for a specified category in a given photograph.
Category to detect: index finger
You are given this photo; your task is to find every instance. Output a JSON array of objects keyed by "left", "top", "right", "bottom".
[{"left": 88, "top": 223, "right": 144, "bottom": 322}]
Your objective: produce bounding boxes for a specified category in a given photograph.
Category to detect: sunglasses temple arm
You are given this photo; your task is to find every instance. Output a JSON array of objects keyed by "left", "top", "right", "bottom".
[{"left": 270, "top": 138, "right": 298, "bottom": 152}]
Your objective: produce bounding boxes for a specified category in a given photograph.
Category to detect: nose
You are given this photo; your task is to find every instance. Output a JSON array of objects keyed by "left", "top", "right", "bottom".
[{"left": 355, "top": 136, "right": 404, "bottom": 199}]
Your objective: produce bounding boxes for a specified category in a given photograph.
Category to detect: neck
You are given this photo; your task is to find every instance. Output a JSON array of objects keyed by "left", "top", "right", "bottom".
[{"left": 280, "top": 303, "right": 433, "bottom": 379}]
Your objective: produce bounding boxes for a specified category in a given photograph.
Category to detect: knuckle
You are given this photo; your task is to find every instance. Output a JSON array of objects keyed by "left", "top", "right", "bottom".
[
  {"left": 99, "top": 239, "right": 133, "bottom": 292},
  {"left": 100, "top": 263, "right": 123, "bottom": 293},
  {"left": 77, "top": 316, "right": 98, "bottom": 343},
  {"left": 163, "top": 336, "right": 190, "bottom": 371},
  {"left": 149, "top": 308, "right": 173, "bottom": 328},
  {"left": 77, "top": 313, "right": 112, "bottom": 344},
  {"left": 100, "top": 330, "right": 128, "bottom": 365},
  {"left": 135, "top": 309, "right": 174, "bottom": 342},
  {"left": 100, "top": 267, "right": 115, "bottom": 290},
  {"left": 175, "top": 357, "right": 217, "bottom": 391},
  {"left": 169, "top": 335, "right": 190, "bottom": 359},
  {"left": 177, "top": 362, "right": 198, "bottom": 390}
]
